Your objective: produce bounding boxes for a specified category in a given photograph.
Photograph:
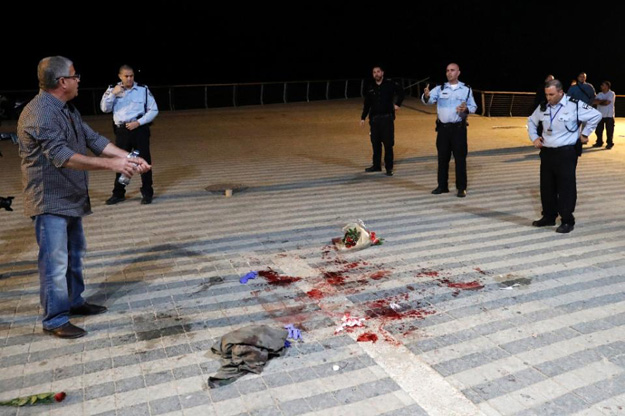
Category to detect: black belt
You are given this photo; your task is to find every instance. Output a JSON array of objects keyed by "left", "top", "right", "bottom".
[
  {"left": 437, "top": 121, "right": 465, "bottom": 127},
  {"left": 541, "top": 144, "right": 577, "bottom": 151}
]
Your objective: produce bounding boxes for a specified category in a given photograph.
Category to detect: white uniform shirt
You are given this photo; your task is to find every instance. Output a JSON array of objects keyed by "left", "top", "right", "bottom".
[{"left": 596, "top": 90, "right": 615, "bottom": 118}]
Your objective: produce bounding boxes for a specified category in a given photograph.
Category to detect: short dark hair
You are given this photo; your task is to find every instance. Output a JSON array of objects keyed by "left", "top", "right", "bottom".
[
  {"left": 545, "top": 79, "right": 564, "bottom": 91},
  {"left": 119, "top": 64, "right": 134, "bottom": 74},
  {"left": 602, "top": 80, "right": 611, "bottom": 89},
  {"left": 372, "top": 65, "right": 384, "bottom": 72}
]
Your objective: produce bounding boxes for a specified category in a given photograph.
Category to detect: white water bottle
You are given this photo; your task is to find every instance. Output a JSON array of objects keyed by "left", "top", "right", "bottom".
[{"left": 118, "top": 150, "right": 140, "bottom": 185}]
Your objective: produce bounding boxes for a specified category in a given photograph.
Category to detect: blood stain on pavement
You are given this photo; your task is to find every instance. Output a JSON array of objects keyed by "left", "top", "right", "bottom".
[
  {"left": 306, "top": 289, "right": 324, "bottom": 300},
  {"left": 258, "top": 269, "right": 302, "bottom": 286},
  {"left": 357, "top": 332, "right": 378, "bottom": 343},
  {"left": 438, "top": 279, "right": 484, "bottom": 290}
]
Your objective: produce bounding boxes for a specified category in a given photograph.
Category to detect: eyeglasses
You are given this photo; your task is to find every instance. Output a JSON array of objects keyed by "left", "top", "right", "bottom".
[{"left": 56, "top": 73, "right": 81, "bottom": 81}]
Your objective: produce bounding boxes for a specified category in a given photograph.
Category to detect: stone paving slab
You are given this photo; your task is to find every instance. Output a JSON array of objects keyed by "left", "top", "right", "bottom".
[{"left": 1, "top": 98, "right": 625, "bottom": 415}]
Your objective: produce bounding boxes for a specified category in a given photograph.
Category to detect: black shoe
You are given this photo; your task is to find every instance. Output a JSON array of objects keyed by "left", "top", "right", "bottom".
[
  {"left": 431, "top": 187, "right": 450, "bottom": 195},
  {"left": 43, "top": 322, "right": 87, "bottom": 339},
  {"left": 141, "top": 195, "right": 153, "bottom": 205},
  {"left": 70, "top": 302, "right": 108, "bottom": 316},
  {"left": 556, "top": 223, "right": 574, "bottom": 233},
  {"left": 606, "top": 143, "right": 614, "bottom": 149},
  {"left": 532, "top": 217, "right": 556, "bottom": 227},
  {"left": 105, "top": 195, "right": 125, "bottom": 205},
  {"left": 385, "top": 170, "right": 394, "bottom": 176},
  {"left": 457, "top": 190, "right": 467, "bottom": 198},
  {"left": 365, "top": 166, "right": 382, "bottom": 172},
  {"left": 592, "top": 142, "right": 603, "bottom": 148}
]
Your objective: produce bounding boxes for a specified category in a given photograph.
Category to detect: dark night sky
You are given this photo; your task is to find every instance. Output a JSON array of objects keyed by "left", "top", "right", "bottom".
[{"left": 4, "top": 3, "right": 624, "bottom": 93}]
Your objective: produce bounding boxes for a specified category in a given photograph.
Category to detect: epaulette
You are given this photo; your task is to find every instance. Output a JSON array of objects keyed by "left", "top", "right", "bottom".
[{"left": 569, "top": 97, "right": 579, "bottom": 103}]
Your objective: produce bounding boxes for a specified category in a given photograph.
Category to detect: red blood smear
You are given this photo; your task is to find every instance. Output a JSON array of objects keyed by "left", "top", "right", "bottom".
[
  {"left": 258, "top": 269, "right": 302, "bottom": 286},
  {"left": 307, "top": 289, "right": 324, "bottom": 300},
  {"left": 416, "top": 270, "right": 439, "bottom": 278},
  {"left": 370, "top": 270, "right": 391, "bottom": 280},
  {"left": 474, "top": 267, "right": 487, "bottom": 275},
  {"left": 323, "top": 271, "right": 346, "bottom": 285},
  {"left": 439, "top": 279, "right": 484, "bottom": 290},
  {"left": 406, "top": 285, "right": 415, "bottom": 291},
  {"left": 365, "top": 299, "right": 435, "bottom": 321},
  {"left": 357, "top": 333, "right": 378, "bottom": 343}
]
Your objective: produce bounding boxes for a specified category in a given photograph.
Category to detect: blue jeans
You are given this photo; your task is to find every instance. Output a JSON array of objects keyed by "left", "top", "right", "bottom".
[{"left": 35, "top": 214, "right": 86, "bottom": 330}]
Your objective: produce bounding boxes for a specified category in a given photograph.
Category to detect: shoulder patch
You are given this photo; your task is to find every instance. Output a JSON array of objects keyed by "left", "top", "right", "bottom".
[
  {"left": 581, "top": 103, "right": 590, "bottom": 110},
  {"left": 569, "top": 97, "right": 579, "bottom": 103}
]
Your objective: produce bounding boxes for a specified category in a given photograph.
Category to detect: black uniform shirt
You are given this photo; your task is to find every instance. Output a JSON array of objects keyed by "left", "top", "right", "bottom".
[{"left": 361, "top": 78, "right": 405, "bottom": 120}]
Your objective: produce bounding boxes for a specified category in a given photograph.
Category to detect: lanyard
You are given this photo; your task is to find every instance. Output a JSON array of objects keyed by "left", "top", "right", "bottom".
[{"left": 549, "top": 104, "right": 562, "bottom": 130}]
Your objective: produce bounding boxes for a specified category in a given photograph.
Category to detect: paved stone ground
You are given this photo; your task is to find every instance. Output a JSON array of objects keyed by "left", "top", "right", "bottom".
[{"left": 1, "top": 98, "right": 625, "bottom": 416}]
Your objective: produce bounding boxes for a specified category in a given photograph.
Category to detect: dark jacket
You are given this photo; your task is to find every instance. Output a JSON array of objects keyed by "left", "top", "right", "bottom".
[{"left": 361, "top": 78, "right": 405, "bottom": 120}]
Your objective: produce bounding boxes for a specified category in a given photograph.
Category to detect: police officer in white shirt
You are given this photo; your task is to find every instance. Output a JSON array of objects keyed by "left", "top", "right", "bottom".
[
  {"left": 528, "top": 79, "right": 602, "bottom": 233},
  {"left": 422, "top": 63, "right": 477, "bottom": 198},
  {"left": 101, "top": 65, "right": 158, "bottom": 205},
  {"left": 592, "top": 81, "right": 616, "bottom": 149}
]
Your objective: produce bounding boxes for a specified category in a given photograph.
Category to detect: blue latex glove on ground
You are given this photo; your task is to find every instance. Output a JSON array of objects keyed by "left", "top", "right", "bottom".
[
  {"left": 240, "top": 271, "right": 258, "bottom": 284},
  {"left": 284, "top": 324, "right": 303, "bottom": 340}
]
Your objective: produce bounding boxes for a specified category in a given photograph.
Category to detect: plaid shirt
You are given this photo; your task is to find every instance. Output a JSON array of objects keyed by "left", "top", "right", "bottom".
[{"left": 17, "top": 91, "right": 110, "bottom": 217}]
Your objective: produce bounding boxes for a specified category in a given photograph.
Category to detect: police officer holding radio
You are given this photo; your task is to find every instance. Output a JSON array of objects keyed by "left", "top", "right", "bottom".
[
  {"left": 528, "top": 79, "right": 601, "bottom": 233},
  {"left": 101, "top": 65, "right": 158, "bottom": 205},
  {"left": 422, "top": 63, "right": 477, "bottom": 197},
  {"left": 360, "top": 66, "right": 404, "bottom": 176}
]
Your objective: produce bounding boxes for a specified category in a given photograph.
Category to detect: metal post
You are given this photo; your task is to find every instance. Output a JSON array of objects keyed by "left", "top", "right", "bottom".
[
  {"left": 233, "top": 85, "right": 237, "bottom": 107},
  {"left": 326, "top": 81, "right": 330, "bottom": 100},
  {"left": 283, "top": 83, "right": 287, "bottom": 104},
  {"left": 306, "top": 82, "right": 310, "bottom": 102},
  {"left": 345, "top": 80, "right": 348, "bottom": 99},
  {"left": 481, "top": 93, "right": 486, "bottom": 116},
  {"left": 260, "top": 84, "right": 264, "bottom": 105},
  {"left": 509, "top": 94, "right": 515, "bottom": 117},
  {"left": 168, "top": 87, "right": 174, "bottom": 111},
  {"left": 488, "top": 94, "right": 494, "bottom": 117}
]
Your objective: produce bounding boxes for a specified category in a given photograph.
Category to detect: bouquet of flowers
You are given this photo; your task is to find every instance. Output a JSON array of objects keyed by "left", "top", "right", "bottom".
[
  {"left": 334, "top": 219, "right": 383, "bottom": 251},
  {"left": 0, "top": 392, "right": 66, "bottom": 407}
]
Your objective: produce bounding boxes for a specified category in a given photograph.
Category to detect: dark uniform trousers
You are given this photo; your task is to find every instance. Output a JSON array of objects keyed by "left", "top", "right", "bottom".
[
  {"left": 112, "top": 124, "right": 153, "bottom": 198},
  {"left": 436, "top": 122, "right": 468, "bottom": 191},
  {"left": 595, "top": 117, "right": 614, "bottom": 145},
  {"left": 539, "top": 145, "right": 578, "bottom": 225},
  {"left": 370, "top": 114, "right": 394, "bottom": 171}
]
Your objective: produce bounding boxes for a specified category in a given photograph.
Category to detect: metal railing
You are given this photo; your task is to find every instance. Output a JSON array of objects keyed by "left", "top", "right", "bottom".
[
  {"left": 0, "top": 78, "right": 427, "bottom": 119},
  {"left": 2, "top": 80, "right": 623, "bottom": 119}
]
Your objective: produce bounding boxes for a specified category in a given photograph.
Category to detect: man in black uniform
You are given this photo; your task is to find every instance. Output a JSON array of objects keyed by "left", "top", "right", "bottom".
[{"left": 360, "top": 66, "right": 404, "bottom": 176}]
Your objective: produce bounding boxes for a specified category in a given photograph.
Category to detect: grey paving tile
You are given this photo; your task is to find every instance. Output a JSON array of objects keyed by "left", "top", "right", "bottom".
[
  {"left": 515, "top": 393, "right": 591, "bottom": 416},
  {"left": 573, "top": 373, "right": 625, "bottom": 404},
  {"left": 165, "top": 343, "right": 192, "bottom": 357},
  {"left": 278, "top": 397, "right": 311, "bottom": 416},
  {"left": 470, "top": 368, "right": 548, "bottom": 402},
  {"left": 433, "top": 348, "right": 510, "bottom": 377},
  {"left": 113, "top": 352, "right": 141, "bottom": 368},
  {"left": 180, "top": 390, "right": 211, "bottom": 408},
  {"left": 209, "top": 383, "right": 241, "bottom": 402},
  {"left": 358, "top": 378, "right": 401, "bottom": 398},
  {"left": 138, "top": 348, "right": 167, "bottom": 363},
  {"left": 236, "top": 377, "right": 267, "bottom": 394},
  {"left": 333, "top": 386, "right": 364, "bottom": 405},
  {"left": 116, "top": 402, "right": 151, "bottom": 416},
  {"left": 91, "top": 411, "right": 116, "bottom": 416},
  {"left": 249, "top": 407, "right": 283, "bottom": 416},
  {"left": 380, "top": 404, "right": 429, "bottom": 416},
  {"left": 500, "top": 327, "right": 580, "bottom": 354},
  {"left": 85, "top": 358, "right": 113, "bottom": 374},
  {"left": 173, "top": 364, "right": 203, "bottom": 379},
  {"left": 263, "top": 371, "right": 295, "bottom": 387},
  {"left": 149, "top": 395, "right": 182, "bottom": 415},
  {"left": 115, "top": 375, "right": 146, "bottom": 393},
  {"left": 145, "top": 370, "right": 173, "bottom": 387},
  {"left": 305, "top": 392, "right": 339, "bottom": 411},
  {"left": 85, "top": 381, "right": 116, "bottom": 400}
]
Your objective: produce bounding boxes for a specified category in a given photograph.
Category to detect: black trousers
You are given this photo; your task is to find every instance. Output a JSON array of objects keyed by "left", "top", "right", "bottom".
[
  {"left": 370, "top": 115, "right": 394, "bottom": 171},
  {"left": 111, "top": 124, "right": 153, "bottom": 198},
  {"left": 539, "top": 145, "right": 578, "bottom": 225},
  {"left": 436, "top": 122, "right": 467, "bottom": 190},
  {"left": 595, "top": 117, "right": 615, "bottom": 145}
]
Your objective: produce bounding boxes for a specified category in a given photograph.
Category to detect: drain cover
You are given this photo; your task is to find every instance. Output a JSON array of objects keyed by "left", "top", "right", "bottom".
[{"left": 205, "top": 184, "right": 248, "bottom": 195}]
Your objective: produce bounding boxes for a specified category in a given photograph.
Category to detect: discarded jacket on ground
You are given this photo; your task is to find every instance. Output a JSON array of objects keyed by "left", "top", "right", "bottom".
[{"left": 208, "top": 325, "right": 288, "bottom": 388}]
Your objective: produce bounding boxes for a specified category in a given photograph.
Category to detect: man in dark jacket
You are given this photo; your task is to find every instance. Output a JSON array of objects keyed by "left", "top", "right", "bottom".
[{"left": 360, "top": 66, "right": 405, "bottom": 176}]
